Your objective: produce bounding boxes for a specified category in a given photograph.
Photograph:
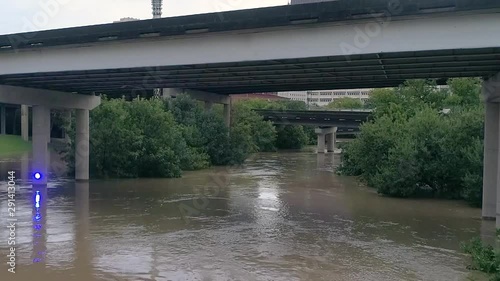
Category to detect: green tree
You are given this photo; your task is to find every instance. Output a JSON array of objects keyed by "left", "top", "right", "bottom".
[
  {"left": 338, "top": 78, "right": 484, "bottom": 206},
  {"left": 65, "top": 95, "right": 252, "bottom": 179},
  {"left": 232, "top": 98, "right": 309, "bottom": 151},
  {"left": 275, "top": 125, "right": 308, "bottom": 149}
]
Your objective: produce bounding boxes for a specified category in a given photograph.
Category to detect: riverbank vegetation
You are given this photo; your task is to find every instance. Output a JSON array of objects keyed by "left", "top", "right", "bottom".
[
  {"left": 338, "top": 78, "right": 484, "bottom": 206},
  {"left": 0, "top": 135, "right": 31, "bottom": 156},
  {"left": 65, "top": 96, "right": 312, "bottom": 178},
  {"left": 462, "top": 234, "right": 500, "bottom": 281}
]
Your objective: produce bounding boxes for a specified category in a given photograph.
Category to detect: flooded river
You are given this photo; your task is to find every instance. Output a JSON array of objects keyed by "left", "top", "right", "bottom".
[{"left": 0, "top": 152, "right": 494, "bottom": 280}]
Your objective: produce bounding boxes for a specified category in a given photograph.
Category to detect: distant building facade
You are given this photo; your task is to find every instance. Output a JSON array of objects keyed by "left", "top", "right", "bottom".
[
  {"left": 278, "top": 89, "right": 372, "bottom": 107},
  {"left": 230, "top": 93, "right": 286, "bottom": 103}
]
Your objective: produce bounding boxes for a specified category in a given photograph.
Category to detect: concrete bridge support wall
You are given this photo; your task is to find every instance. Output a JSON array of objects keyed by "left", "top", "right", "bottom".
[
  {"left": 482, "top": 73, "right": 500, "bottom": 226},
  {"left": 317, "top": 133, "right": 326, "bottom": 154},
  {"left": 21, "top": 105, "right": 29, "bottom": 141},
  {"left": 75, "top": 109, "right": 90, "bottom": 181},
  {"left": 327, "top": 128, "right": 338, "bottom": 153}
]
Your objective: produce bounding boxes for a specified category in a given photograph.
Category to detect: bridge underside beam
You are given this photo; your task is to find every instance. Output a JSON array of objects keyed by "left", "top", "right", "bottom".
[
  {"left": 0, "top": 85, "right": 101, "bottom": 110},
  {"left": 163, "top": 88, "right": 230, "bottom": 105}
]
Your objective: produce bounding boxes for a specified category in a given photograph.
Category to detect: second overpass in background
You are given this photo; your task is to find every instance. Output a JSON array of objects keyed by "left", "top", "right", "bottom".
[
  {"left": 255, "top": 109, "right": 372, "bottom": 153},
  {"left": 254, "top": 109, "right": 372, "bottom": 128}
]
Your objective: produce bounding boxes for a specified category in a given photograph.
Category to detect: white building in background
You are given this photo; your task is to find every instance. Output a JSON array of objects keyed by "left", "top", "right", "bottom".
[{"left": 278, "top": 89, "right": 372, "bottom": 107}]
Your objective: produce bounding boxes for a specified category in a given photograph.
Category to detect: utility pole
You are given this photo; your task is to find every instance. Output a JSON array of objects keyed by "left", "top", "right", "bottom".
[{"left": 152, "top": 0, "right": 163, "bottom": 98}]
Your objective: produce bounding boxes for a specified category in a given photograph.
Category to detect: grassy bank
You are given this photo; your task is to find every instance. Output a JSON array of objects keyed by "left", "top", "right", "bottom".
[{"left": 0, "top": 135, "right": 31, "bottom": 156}]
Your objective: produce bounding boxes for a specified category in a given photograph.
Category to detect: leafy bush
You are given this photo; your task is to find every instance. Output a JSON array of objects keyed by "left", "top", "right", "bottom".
[
  {"left": 462, "top": 237, "right": 500, "bottom": 281},
  {"left": 339, "top": 79, "right": 484, "bottom": 205},
  {"left": 232, "top": 98, "right": 310, "bottom": 151},
  {"left": 65, "top": 95, "right": 257, "bottom": 179}
]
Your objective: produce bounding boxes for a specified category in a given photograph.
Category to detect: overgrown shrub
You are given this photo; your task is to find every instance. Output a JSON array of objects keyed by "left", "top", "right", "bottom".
[
  {"left": 339, "top": 79, "right": 484, "bottom": 205},
  {"left": 66, "top": 95, "right": 257, "bottom": 179},
  {"left": 462, "top": 237, "right": 500, "bottom": 281}
]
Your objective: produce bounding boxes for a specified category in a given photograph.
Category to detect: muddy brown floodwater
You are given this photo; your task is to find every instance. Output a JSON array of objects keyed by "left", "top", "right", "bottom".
[{"left": 0, "top": 152, "right": 495, "bottom": 281}]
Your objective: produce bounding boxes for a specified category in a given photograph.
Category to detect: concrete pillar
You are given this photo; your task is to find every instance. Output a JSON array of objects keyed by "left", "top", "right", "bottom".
[
  {"left": 21, "top": 105, "right": 29, "bottom": 141},
  {"left": 223, "top": 102, "right": 231, "bottom": 127},
  {"left": 317, "top": 133, "right": 326, "bottom": 153},
  {"left": 32, "top": 105, "right": 50, "bottom": 186},
  {"left": 327, "top": 131, "right": 337, "bottom": 153},
  {"left": 205, "top": 101, "right": 214, "bottom": 111},
  {"left": 0, "top": 104, "right": 5, "bottom": 135},
  {"left": 75, "top": 109, "right": 90, "bottom": 181},
  {"left": 63, "top": 110, "right": 72, "bottom": 143},
  {"left": 483, "top": 102, "right": 499, "bottom": 220}
]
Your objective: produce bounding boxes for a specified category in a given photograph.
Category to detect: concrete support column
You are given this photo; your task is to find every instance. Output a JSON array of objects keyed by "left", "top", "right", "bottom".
[
  {"left": 317, "top": 133, "right": 326, "bottom": 153},
  {"left": 63, "top": 110, "right": 72, "bottom": 143},
  {"left": 21, "top": 105, "right": 29, "bottom": 141},
  {"left": 327, "top": 128, "right": 337, "bottom": 153},
  {"left": 483, "top": 102, "right": 499, "bottom": 220},
  {"left": 32, "top": 105, "right": 50, "bottom": 186},
  {"left": 75, "top": 109, "right": 90, "bottom": 181},
  {"left": 223, "top": 102, "right": 231, "bottom": 127},
  {"left": 316, "top": 127, "right": 336, "bottom": 154},
  {"left": 205, "top": 101, "right": 214, "bottom": 111},
  {"left": 0, "top": 104, "right": 5, "bottom": 135}
]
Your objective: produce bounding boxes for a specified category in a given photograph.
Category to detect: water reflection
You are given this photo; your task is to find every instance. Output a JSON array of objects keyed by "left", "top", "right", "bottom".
[
  {"left": 0, "top": 152, "right": 493, "bottom": 281},
  {"left": 31, "top": 186, "right": 47, "bottom": 268},
  {"left": 20, "top": 152, "right": 29, "bottom": 181},
  {"left": 75, "top": 182, "right": 92, "bottom": 280}
]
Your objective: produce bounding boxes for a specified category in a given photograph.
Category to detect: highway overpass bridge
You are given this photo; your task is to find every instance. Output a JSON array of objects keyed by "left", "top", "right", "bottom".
[
  {"left": 255, "top": 109, "right": 371, "bottom": 127},
  {"left": 256, "top": 109, "right": 371, "bottom": 153},
  {"left": 1, "top": 0, "right": 500, "bottom": 225}
]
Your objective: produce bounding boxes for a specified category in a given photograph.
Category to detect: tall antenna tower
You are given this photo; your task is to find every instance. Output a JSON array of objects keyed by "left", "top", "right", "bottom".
[
  {"left": 152, "top": 0, "right": 163, "bottom": 98},
  {"left": 152, "top": 0, "right": 162, "bottom": 19}
]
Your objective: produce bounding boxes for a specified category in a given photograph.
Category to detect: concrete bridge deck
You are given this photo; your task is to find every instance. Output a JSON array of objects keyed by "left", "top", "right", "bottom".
[{"left": 0, "top": 0, "right": 499, "bottom": 95}]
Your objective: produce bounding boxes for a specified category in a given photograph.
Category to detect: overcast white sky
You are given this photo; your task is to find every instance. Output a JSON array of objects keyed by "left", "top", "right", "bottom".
[{"left": 0, "top": 0, "right": 289, "bottom": 35}]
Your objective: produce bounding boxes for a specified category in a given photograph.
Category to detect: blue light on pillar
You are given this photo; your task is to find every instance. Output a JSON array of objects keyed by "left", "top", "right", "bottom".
[{"left": 33, "top": 172, "right": 43, "bottom": 181}]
